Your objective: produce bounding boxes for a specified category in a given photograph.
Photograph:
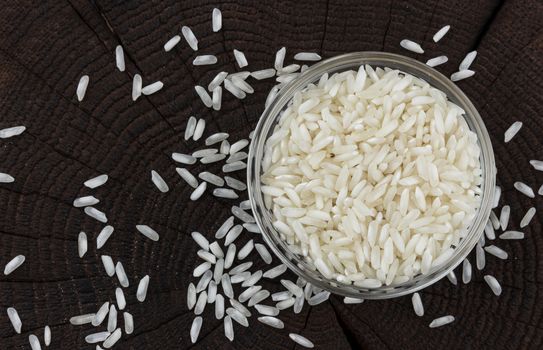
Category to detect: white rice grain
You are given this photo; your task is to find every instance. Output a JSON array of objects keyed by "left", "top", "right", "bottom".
[
  {"left": 222, "top": 161, "right": 246, "bottom": 173},
  {"left": 201, "top": 154, "right": 227, "bottom": 164},
  {"left": 225, "top": 225, "right": 243, "bottom": 246},
  {"left": 185, "top": 116, "right": 197, "bottom": 141},
  {"left": 212, "top": 88, "right": 222, "bottom": 111},
  {"left": 193, "top": 118, "right": 206, "bottom": 141},
  {"left": 233, "top": 49, "right": 248, "bottom": 68},
  {"left": 289, "top": 333, "right": 314, "bottom": 348},
  {"left": 493, "top": 186, "right": 501, "bottom": 208},
  {"left": 194, "top": 291, "right": 208, "bottom": 315},
  {"left": 137, "top": 275, "right": 150, "bottom": 302},
  {"left": 429, "top": 315, "right": 455, "bottom": 328},
  {"left": 216, "top": 294, "right": 225, "bottom": 319},
  {"left": 484, "top": 275, "right": 502, "bottom": 296},
  {"left": 343, "top": 297, "right": 364, "bottom": 304},
  {"left": 132, "top": 74, "right": 142, "bottom": 101},
  {"left": 225, "top": 176, "right": 247, "bottom": 191},
  {"left": 107, "top": 304, "right": 117, "bottom": 332},
  {"left": 176, "top": 168, "right": 199, "bottom": 188},
  {"left": 255, "top": 243, "right": 272, "bottom": 264},
  {"left": 151, "top": 170, "right": 169, "bottom": 193},
  {"left": 294, "top": 52, "right": 321, "bottom": 61},
  {"left": 103, "top": 328, "right": 121, "bottom": 348},
  {"left": 223, "top": 245, "right": 237, "bottom": 271},
  {"left": 78, "top": 232, "right": 87, "bottom": 258},
  {"left": 462, "top": 258, "right": 472, "bottom": 284},
  {"left": 255, "top": 304, "right": 279, "bottom": 316},
  {"left": 84, "top": 174, "right": 108, "bottom": 189},
  {"left": 433, "top": 25, "right": 450, "bottom": 42},
  {"left": 73, "top": 195, "right": 99, "bottom": 208},
  {"left": 504, "top": 121, "right": 522, "bottom": 142},
  {"left": 69, "top": 313, "right": 95, "bottom": 325},
  {"left": 258, "top": 316, "right": 284, "bottom": 329},
  {"left": 193, "top": 55, "right": 218, "bottom": 66},
  {"left": 212, "top": 8, "right": 222, "bottom": 32},
  {"left": 208, "top": 72, "right": 228, "bottom": 91},
  {"left": 213, "top": 188, "right": 239, "bottom": 199},
  {"left": 164, "top": 35, "right": 181, "bottom": 51},
  {"left": 195, "top": 86, "right": 213, "bottom": 108},
  {"left": 44, "top": 325, "right": 51, "bottom": 346},
  {"left": 222, "top": 274, "right": 234, "bottom": 299},
  {"left": 172, "top": 153, "right": 197, "bottom": 165},
  {"left": 192, "top": 148, "right": 218, "bottom": 158},
  {"left": 400, "top": 39, "right": 424, "bottom": 54},
  {"left": 4, "top": 255, "right": 25, "bottom": 275},
  {"left": 136, "top": 225, "right": 160, "bottom": 241},
  {"left": 224, "top": 79, "right": 246, "bottom": 99},
  {"left": 85, "top": 331, "right": 110, "bottom": 344},
  {"left": 308, "top": 291, "right": 330, "bottom": 306},
  {"left": 274, "top": 47, "right": 286, "bottom": 70},
  {"left": 226, "top": 307, "right": 249, "bottom": 327},
  {"left": 182, "top": 26, "right": 198, "bottom": 51},
  {"left": 190, "top": 182, "right": 207, "bottom": 201},
  {"left": 76, "top": 75, "right": 89, "bottom": 101},
  {"left": 216, "top": 216, "right": 235, "bottom": 239},
  {"left": 84, "top": 207, "right": 107, "bottom": 224},
  {"left": 226, "top": 152, "right": 248, "bottom": 163},
  {"left": 193, "top": 262, "right": 212, "bottom": 277},
  {"left": 241, "top": 270, "right": 262, "bottom": 288},
  {"left": 0, "top": 173, "right": 15, "bottom": 183},
  {"left": 500, "top": 231, "right": 524, "bottom": 240},
  {"left": 224, "top": 315, "right": 234, "bottom": 341},
  {"left": 520, "top": 207, "right": 536, "bottom": 228},
  {"left": 451, "top": 70, "right": 475, "bottom": 81},
  {"left": 529, "top": 160, "right": 543, "bottom": 171},
  {"left": 141, "top": 81, "right": 163, "bottom": 95},
  {"left": 230, "top": 299, "right": 252, "bottom": 317},
  {"left": 115, "top": 287, "right": 126, "bottom": 310},
  {"left": 500, "top": 205, "right": 510, "bottom": 230},
  {"left": 411, "top": 293, "right": 424, "bottom": 316},
  {"left": 514, "top": 181, "right": 535, "bottom": 198},
  {"left": 192, "top": 232, "right": 210, "bottom": 251},
  {"left": 251, "top": 68, "right": 276, "bottom": 80},
  {"left": 190, "top": 316, "right": 203, "bottom": 344},
  {"left": 231, "top": 206, "right": 254, "bottom": 223},
  {"left": 237, "top": 240, "right": 254, "bottom": 260},
  {"left": 229, "top": 261, "right": 253, "bottom": 275},
  {"left": 0, "top": 126, "right": 26, "bottom": 138},
  {"left": 124, "top": 312, "right": 134, "bottom": 334},
  {"left": 476, "top": 243, "right": 486, "bottom": 270},
  {"left": 229, "top": 139, "right": 249, "bottom": 154},
  {"left": 115, "top": 45, "right": 125, "bottom": 72},
  {"left": 459, "top": 51, "right": 477, "bottom": 71},
  {"left": 92, "top": 302, "right": 110, "bottom": 327},
  {"left": 484, "top": 245, "right": 508, "bottom": 259},
  {"left": 263, "top": 264, "right": 287, "bottom": 279},
  {"left": 101, "top": 255, "right": 115, "bottom": 276},
  {"left": 7, "top": 307, "right": 22, "bottom": 333},
  {"left": 426, "top": 55, "right": 448, "bottom": 67},
  {"left": 115, "top": 262, "right": 129, "bottom": 287}
]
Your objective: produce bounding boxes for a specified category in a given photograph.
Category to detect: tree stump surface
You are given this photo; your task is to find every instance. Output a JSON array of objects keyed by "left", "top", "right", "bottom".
[{"left": 0, "top": 1, "right": 542, "bottom": 349}]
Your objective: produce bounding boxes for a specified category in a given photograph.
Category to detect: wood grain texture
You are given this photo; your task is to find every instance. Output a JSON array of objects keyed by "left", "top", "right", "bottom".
[{"left": 1, "top": 0, "right": 542, "bottom": 349}]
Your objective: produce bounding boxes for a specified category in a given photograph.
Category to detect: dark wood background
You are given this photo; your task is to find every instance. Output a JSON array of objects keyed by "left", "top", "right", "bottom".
[{"left": 1, "top": 0, "right": 542, "bottom": 349}]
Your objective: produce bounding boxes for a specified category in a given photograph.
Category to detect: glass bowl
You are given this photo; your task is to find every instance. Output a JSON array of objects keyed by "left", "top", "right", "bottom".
[{"left": 247, "top": 52, "right": 496, "bottom": 299}]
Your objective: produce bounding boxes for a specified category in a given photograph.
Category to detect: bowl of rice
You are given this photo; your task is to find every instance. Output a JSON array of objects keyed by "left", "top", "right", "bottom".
[{"left": 247, "top": 52, "right": 495, "bottom": 299}]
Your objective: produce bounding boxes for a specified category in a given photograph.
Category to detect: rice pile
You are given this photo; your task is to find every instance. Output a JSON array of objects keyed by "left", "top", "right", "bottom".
[{"left": 261, "top": 66, "right": 483, "bottom": 286}]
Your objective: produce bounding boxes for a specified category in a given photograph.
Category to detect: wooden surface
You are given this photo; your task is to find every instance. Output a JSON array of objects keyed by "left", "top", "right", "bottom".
[{"left": 1, "top": 0, "right": 542, "bottom": 349}]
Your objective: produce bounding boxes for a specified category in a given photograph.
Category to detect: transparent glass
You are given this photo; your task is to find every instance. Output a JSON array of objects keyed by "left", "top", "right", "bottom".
[{"left": 247, "top": 52, "right": 496, "bottom": 299}]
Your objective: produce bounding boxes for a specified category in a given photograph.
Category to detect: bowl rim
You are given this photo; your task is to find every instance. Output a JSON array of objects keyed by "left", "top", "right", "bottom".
[{"left": 247, "top": 51, "right": 496, "bottom": 299}]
